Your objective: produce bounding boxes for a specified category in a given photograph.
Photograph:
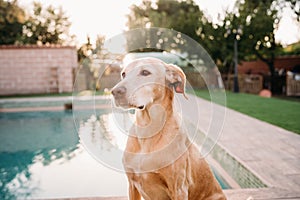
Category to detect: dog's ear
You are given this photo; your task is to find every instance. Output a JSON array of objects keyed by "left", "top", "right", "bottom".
[{"left": 165, "top": 64, "right": 187, "bottom": 99}]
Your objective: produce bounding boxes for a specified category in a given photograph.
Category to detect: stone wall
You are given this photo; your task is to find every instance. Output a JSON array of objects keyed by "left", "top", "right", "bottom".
[{"left": 0, "top": 45, "right": 77, "bottom": 95}]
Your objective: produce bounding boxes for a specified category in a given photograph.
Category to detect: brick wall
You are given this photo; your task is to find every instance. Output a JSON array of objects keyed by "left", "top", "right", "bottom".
[{"left": 0, "top": 45, "right": 77, "bottom": 95}]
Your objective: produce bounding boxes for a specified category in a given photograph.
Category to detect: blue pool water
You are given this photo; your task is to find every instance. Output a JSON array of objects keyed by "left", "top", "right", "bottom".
[{"left": 0, "top": 110, "right": 230, "bottom": 199}]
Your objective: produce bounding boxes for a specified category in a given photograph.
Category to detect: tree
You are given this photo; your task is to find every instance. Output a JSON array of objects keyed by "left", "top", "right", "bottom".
[
  {"left": 0, "top": 0, "right": 26, "bottom": 44},
  {"left": 77, "top": 36, "right": 93, "bottom": 62},
  {"left": 230, "top": 0, "right": 283, "bottom": 92},
  {"left": 22, "top": 2, "right": 71, "bottom": 45},
  {"left": 0, "top": 0, "right": 72, "bottom": 45},
  {"left": 126, "top": 0, "right": 298, "bottom": 92},
  {"left": 76, "top": 35, "right": 107, "bottom": 89},
  {"left": 196, "top": 16, "right": 231, "bottom": 73},
  {"left": 126, "top": 0, "right": 205, "bottom": 54},
  {"left": 93, "top": 35, "right": 106, "bottom": 57},
  {"left": 200, "top": 0, "right": 294, "bottom": 92}
]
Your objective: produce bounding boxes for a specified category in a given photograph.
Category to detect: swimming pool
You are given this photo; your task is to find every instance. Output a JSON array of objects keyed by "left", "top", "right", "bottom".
[{"left": 0, "top": 108, "right": 232, "bottom": 199}]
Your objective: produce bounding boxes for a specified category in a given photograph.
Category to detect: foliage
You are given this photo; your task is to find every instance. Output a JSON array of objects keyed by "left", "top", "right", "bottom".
[
  {"left": 199, "top": 0, "right": 284, "bottom": 75},
  {"left": 127, "top": 0, "right": 298, "bottom": 92},
  {"left": 238, "top": 1, "right": 281, "bottom": 73},
  {"left": 77, "top": 36, "right": 93, "bottom": 62},
  {"left": 0, "top": 0, "right": 26, "bottom": 44},
  {"left": 77, "top": 35, "right": 107, "bottom": 90},
  {"left": 93, "top": 35, "right": 106, "bottom": 56},
  {"left": 126, "top": 0, "right": 205, "bottom": 54},
  {"left": 77, "top": 35, "right": 106, "bottom": 62},
  {"left": 0, "top": 0, "right": 72, "bottom": 45},
  {"left": 21, "top": 2, "right": 72, "bottom": 45},
  {"left": 282, "top": 42, "right": 300, "bottom": 55}
]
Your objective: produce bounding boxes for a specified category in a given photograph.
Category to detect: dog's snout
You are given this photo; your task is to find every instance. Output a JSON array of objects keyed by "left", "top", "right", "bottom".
[{"left": 112, "top": 86, "right": 127, "bottom": 98}]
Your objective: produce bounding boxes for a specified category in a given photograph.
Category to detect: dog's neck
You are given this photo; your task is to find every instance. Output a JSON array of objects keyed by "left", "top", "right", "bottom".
[
  {"left": 124, "top": 88, "right": 190, "bottom": 172},
  {"left": 136, "top": 87, "right": 174, "bottom": 125},
  {"left": 133, "top": 88, "right": 178, "bottom": 147}
]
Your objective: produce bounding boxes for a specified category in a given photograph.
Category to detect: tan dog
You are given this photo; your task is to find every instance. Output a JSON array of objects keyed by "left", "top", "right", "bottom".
[{"left": 111, "top": 57, "right": 226, "bottom": 200}]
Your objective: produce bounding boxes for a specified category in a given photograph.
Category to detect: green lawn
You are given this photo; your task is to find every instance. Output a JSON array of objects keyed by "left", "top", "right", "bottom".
[{"left": 194, "top": 90, "right": 300, "bottom": 134}]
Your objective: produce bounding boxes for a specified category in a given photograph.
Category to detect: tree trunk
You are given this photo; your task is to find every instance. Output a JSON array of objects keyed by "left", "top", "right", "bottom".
[
  {"left": 268, "top": 60, "right": 276, "bottom": 93},
  {"left": 254, "top": 50, "right": 276, "bottom": 93}
]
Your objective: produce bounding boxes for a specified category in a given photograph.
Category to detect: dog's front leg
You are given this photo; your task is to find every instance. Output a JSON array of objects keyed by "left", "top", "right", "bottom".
[
  {"left": 168, "top": 154, "right": 191, "bottom": 200},
  {"left": 164, "top": 165, "right": 189, "bottom": 200},
  {"left": 128, "top": 182, "right": 141, "bottom": 200},
  {"left": 173, "top": 182, "right": 189, "bottom": 200}
]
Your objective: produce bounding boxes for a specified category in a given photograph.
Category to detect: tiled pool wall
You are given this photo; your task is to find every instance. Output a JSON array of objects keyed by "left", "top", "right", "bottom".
[
  {"left": 0, "top": 98, "right": 73, "bottom": 108},
  {"left": 186, "top": 120, "right": 267, "bottom": 189},
  {"left": 0, "top": 96, "right": 110, "bottom": 110},
  {"left": 210, "top": 143, "right": 267, "bottom": 189}
]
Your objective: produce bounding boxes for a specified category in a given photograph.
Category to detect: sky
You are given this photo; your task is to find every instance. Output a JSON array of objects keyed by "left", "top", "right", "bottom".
[{"left": 18, "top": 0, "right": 300, "bottom": 46}]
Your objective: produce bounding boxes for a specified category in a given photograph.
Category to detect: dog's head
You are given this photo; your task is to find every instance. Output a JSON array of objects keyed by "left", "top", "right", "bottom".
[{"left": 111, "top": 57, "right": 186, "bottom": 110}]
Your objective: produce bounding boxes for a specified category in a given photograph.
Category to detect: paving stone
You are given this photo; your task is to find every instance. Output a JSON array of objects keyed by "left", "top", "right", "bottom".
[{"left": 192, "top": 96, "right": 300, "bottom": 198}]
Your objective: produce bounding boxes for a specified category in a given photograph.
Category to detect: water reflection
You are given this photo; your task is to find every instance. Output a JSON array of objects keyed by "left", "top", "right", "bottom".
[
  {"left": 78, "top": 112, "right": 129, "bottom": 172},
  {"left": 79, "top": 113, "right": 130, "bottom": 150},
  {"left": 0, "top": 111, "right": 78, "bottom": 199},
  {"left": 0, "top": 111, "right": 128, "bottom": 199},
  {"left": 0, "top": 107, "right": 226, "bottom": 199}
]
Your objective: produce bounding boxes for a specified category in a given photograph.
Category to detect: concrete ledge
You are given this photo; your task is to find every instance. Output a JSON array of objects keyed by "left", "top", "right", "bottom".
[{"left": 48, "top": 187, "right": 300, "bottom": 200}]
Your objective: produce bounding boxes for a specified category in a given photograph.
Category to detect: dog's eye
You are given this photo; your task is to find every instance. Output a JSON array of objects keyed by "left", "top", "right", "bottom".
[
  {"left": 140, "top": 70, "right": 151, "bottom": 76},
  {"left": 121, "top": 72, "right": 126, "bottom": 78}
]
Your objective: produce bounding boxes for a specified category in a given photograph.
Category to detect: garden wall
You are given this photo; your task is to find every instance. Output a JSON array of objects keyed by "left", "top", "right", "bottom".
[{"left": 0, "top": 45, "right": 77, "bottom": 95}]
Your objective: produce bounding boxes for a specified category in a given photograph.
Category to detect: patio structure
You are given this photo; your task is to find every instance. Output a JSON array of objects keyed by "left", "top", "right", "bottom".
[{"left": 0, "top": 45, "right": 77, "bottom": 95}]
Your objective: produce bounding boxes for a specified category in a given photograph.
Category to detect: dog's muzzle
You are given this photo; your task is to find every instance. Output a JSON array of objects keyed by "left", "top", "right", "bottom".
[
  {"left": 111, "top": 86, "right": 126, "bottom": 99},
  {"left": 111, "top": 86, "right": 127, "bottom": 107},
  {"left": 111, "top": 86, "right": 145, "bottom": 110}
]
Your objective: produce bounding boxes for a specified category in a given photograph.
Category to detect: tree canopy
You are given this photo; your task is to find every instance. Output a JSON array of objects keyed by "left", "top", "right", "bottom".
[
  {"left": 0, "top": 0, "right": 72, "bottom": 45},
  {"left": 205, "top": 0, "right": 283, "bottom": 74},
  {"left": 127, "top": 0, "right": 203, "bottom": 41},
  {"left": 0, "top": 0, "right": 26, "bottom": 44},
  {"left": 126, "top": 0, "right": 205, "bottom": 53},
  {"left": 126, "top": 0, "right": 299, "bottom": 91}
]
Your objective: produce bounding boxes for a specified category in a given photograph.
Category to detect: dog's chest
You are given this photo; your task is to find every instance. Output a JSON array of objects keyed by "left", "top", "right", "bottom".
[{"left": 132, "top": 172, "right": 171, "bottom": 199}]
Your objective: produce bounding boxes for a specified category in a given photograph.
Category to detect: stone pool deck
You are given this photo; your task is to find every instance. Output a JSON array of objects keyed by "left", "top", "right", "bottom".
[
  {"left": 195, "top": 96, "right": 300, "bottom": 199},
  {"left": 1, "top": 96, "right": 299, "bottom": 199}
]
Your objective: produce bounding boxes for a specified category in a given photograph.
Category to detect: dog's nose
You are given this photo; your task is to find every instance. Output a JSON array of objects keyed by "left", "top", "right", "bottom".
[{"left": 111, "top": 86, "right": 127, "bottom": 98}]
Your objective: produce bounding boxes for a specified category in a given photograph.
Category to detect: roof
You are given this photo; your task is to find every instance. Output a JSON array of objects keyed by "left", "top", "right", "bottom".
[{"left": 238, "top": 56, "right": 300, "bottom": 74}]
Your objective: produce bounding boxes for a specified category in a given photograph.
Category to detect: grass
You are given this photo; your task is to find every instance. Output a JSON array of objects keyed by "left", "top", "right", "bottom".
[{"left": 194, "top": 90, "right": 300, "bottom": 134}]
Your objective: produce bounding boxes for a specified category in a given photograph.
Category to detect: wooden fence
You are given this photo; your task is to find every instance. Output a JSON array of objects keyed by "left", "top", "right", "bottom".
[
  {"left": 223, "top": 74, "right": 263, "bottom": 94},
  {"left": 286, "top": 73, "right": 300, "bottom": 96}
]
